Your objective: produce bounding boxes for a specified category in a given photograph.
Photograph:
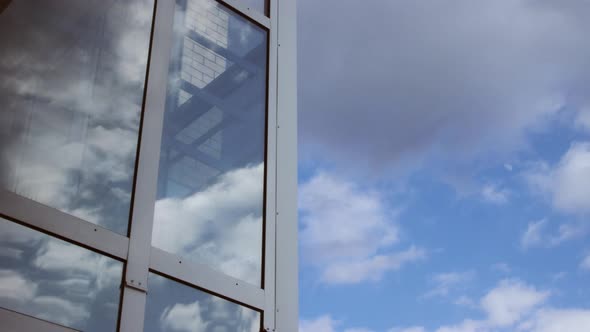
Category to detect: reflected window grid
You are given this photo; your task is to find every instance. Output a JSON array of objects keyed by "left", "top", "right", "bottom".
[
  {"left": 0, "top": 0, "right": 275, "bottom": 330},
  {"left": 0, "top": 217, "right": 123, "bottom": 331},
  {"left": 152, "top": 0, "right": 269, "bottom": 286}
]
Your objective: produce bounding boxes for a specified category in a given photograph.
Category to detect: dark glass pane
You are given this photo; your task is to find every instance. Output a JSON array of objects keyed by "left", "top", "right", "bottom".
[
  {"left": 0, "top": 217, "right": 123, "bottom": 331},
  {"left": 0, "top": 0, "right": 154, "bottom": 234},
  {"left": 152, "top": 0, "right": 268, "bottom": 286},
  {"left": 145, "top": 273, "right": 261, "bottom": 332}
]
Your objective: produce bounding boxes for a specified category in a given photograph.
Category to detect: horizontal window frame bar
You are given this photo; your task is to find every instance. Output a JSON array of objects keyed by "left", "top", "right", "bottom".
[
  {"left": 217, "top": 0, "right": 271, "bottom": 29},
  {"left": 0, "top": 189, "right": 129, "bottom": 260},
  {"left": 149, "top": 246, "right": 266, "bottom": 311}
]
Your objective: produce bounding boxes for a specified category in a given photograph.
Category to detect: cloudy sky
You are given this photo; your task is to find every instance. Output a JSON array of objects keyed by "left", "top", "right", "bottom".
[{"left": 297, "top": 1, "right": 590, "bottom": 332}]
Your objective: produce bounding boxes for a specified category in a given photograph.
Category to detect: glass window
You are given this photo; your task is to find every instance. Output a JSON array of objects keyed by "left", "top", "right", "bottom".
[
  {"left": 145, "top": 273, "right": 261, "bottom": 332},
  {"left": 0, "top": 217, "right": 123, "bottom": 331},
  {"left": 151, "top": 0, "right": 268, "bottom": 286},
  {"left": 0, "top": 0, "right": 154, "bottom": 235}
]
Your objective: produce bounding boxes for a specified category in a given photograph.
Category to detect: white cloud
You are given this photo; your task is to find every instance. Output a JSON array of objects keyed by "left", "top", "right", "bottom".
[
  {"left": 435, "top": 319, "right": 484, "bottom": 332},
  {"left": 321, "top": 246, "right": 425, "bottom": 284},
  {"left": 521, "top": 220, "right": 548, "bottom": 249},
  {"left": 344, "top": 328, "right": 375, "bottom": 332},
  {"left": 481, "top": 185, "right": 509, "bottom": 204},
  {"left": 481, "top": 279, "right": 549, "bottom": 327},
  {"left": 152, "top": 163, "right": 264, "bottom": 285},
  {"left": 389, "top": 327, "right": 427, "bottom": 332},
  {"left": 526, "top": 142, "right": 590, "bottom": 215},
  {"left": 575, "top": 107, "right": 590, "bottom": 132},
  {"left": 424, "top": 271, "right": 475, "bottom": 298},
  {"left": 521, "top": 219, "right": 584, "bottom": 249},
  {"left": 580, "top": 254, "right": 590, "bottom": 271},
  {"left": 0, "top": 269, "right": 38, "bottom": 304},
  {"left": 33, "top": 239, "right": 121, "bottom": 292},
  {"left": 300, "top": 315, "right": 338, "bottom": 332},
  {"left": 32, "top": 296, "right": 90, "bottom": 327},
  {"left": 160, "top": 301, "right": 208, "bottom": 332},
  {"left": 454, "top": 296, "right": 477, "bottom": 308},
  {"left": 299, "top": 172, "right": 424, "bottom": 284},
  {"left": 521, "top": 308, "right": 590, "bottom": 332}
]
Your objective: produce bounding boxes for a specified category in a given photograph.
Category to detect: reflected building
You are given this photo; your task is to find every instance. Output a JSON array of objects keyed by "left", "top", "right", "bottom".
[{"left": 0, "top": 0, "right": 297, "bottom": 331}]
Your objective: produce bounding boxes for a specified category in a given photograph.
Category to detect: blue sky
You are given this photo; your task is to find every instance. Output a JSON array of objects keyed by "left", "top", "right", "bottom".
[{"left": 296, "top": 1, "right": 590, "bottom": 332}]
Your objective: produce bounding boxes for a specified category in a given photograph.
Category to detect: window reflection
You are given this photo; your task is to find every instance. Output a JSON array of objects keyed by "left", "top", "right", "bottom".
[
  {"left": 0, "top": 0, "right": 154, "bottom": 234},
  {"left": 152, "top": 0, "right": 268, "bottom": 286},
  {"left": 0, "top": 217, "right": 123, "bottom": 331},
  {"left": 145, "top": 273, "right": 261, "bottom": 332}
]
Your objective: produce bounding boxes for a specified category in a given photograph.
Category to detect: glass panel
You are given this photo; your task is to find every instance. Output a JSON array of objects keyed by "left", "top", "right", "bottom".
[
  {"left": 152, "top": 0, "right": 268, "bottom": 286},
  {"left": 0, "top": 0, "right": 154, "bottom": 234},
  {"left": 145, "top": 273, "right": 261, "bottom": 332},
  {"left": 0, "top": 217, "right": 123, "bottom": 331}
]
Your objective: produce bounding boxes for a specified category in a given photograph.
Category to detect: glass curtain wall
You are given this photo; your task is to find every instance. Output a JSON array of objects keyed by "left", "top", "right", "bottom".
[{"left": 0, "top": 0, "right": 272, "bottom": 330}]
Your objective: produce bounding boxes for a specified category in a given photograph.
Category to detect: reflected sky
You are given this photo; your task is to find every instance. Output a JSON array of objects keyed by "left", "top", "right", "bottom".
[
  {"left": 0, "top": 217, "right": 122, "bottom": 331},
  {"left": 145, "top": 273, "right": 260, "bottom": 332},
  {"left": 0, "top": 0, "right": 154, "bottom": 234},
  {"left": 152, "top": 0, "right": 268, "bottom": 286}
]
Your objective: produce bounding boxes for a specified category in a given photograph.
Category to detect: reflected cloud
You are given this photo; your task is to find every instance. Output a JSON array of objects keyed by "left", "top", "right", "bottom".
[
  {"left": 0, "top": 0, "right": 154, "bottom": 234},
  {"left": 0, "top": 269, "right": 38, "bottom": 304},
  {"left": 148, "top": 273, "right": 260, "bottom": 332},
  {"left": 153, "top": 163, "right": 263, "bottom": 285},
  {"left": 161, "top": 301, "right": 209, "bottom": 332},
  {"left": 0, "top": 218, "right": 122, "bottom": 331}
]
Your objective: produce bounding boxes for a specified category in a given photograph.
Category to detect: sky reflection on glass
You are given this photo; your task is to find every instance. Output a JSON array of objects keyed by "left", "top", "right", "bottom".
[
  {"left": 152, "top": 0, "right": 268, "bottom": 286},
  {"left": 0, "top": 0, "right": 154, "bottom": 234},
  {"left": 0, "top": 217, "right": 122, "bottom": 331},
  {"left": 145, "top": 273, "right": 261, "bottom": 332}
]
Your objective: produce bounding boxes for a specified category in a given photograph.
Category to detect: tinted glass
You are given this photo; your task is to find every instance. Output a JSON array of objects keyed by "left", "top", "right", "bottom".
[
  {"left": 152, "top": 0, "right": 268, "bottom": 286},
  {"left": 0, "top": 0, "right": 154, "bottom": 234},
  {"left": 145, "top": 273, "right": 261, "bottom": 332},
  {"left": 0, "top": 217, "right": 123, "bottom": 331}
]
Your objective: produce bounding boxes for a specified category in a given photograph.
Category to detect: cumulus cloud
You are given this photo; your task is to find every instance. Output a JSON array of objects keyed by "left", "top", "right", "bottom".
[
  {"left": 300, "top": 316, "right": 338, "bottom": 332},
  {"left": 525, "top": 142, "right": 590, "bottom": 215},
  {"left": 0, "top": 269, "right": 38, "bottom": 304},
  {"left": 32, "top": 296, "right": 90, "bottom": 327},
  {"left": 422, "top": 279, "right": 549, "bottom": 332},
  {"left": 521, "top": 308, "right": 590, "bottom": 332},
  {"left": 299, "top": 172, "right": 424, "bottom": 284},
  {"left": 520, "top": 219, "right": 584, "bottom": 249},
  {"left": 389, "top": 327, "right": 427, "bottom": 332},
  {"left": 321, "top": 246, "right": 425, "bottom": 284},
  {"left": 153, "top": 163, "right": 264, "bottom": 285},
  {"left": 160, "top": 301, "right": 208, "bottom": 332},
  {"left": 480, "top": 279, "right": 549, "bottom": 327},
  {"left": 480, "top": 185, "right": 509, "bottom": 204},
  {"left": 423, "top": 271, "right": 475, "bottom": 298},
  {"left": 580, "top": 254, "right": 590, "bottom": 271},
  {"left": 299, "top": 0, "right": 590, "bottom": 173},
  {"left": 306, "top": 281, "right": 588, "bottom": 332}
]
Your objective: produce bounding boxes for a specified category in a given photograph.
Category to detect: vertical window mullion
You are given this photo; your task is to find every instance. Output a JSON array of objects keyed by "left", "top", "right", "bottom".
[{"left": 119, "top": 0, "right": 176, "bottom": 331}]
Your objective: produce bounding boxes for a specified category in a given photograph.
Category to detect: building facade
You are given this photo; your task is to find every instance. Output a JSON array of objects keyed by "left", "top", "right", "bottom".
[{"left": 0, "top": 0, "right": 297, "bottom": 331}]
